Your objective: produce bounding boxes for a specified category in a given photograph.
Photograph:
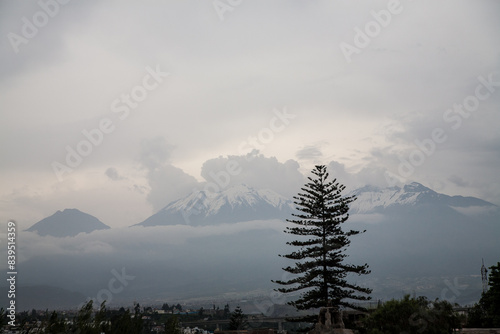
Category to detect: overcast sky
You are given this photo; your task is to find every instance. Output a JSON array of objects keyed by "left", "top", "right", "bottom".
[{"left": 1, "top": 0, "right": 499, "bottom": 229}]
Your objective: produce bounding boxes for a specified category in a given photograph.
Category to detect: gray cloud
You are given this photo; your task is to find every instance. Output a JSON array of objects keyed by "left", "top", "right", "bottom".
[
  {"left": 0, "top": 1, "right": 100, "bottom": 79},
  {"left": 296, "top": 145, "right": 323, "bottom": 160},
  {"left": 146, "top": 165, "right": 199, "bottom": 211},
  {"left": 1, "top": 0, "right": 499, "bottom": 231},
  {"left": 105, "top": 167, "right": 125, "bottom": 181},
  {"left": 327, "top": 160, "right": 394, "bottom": 191},
  {"left": 139, "top": 137, "right": 199, "bottom": 211},
  {"left": 448, "top": 175, "right": 470, "bottom": 188},
  {"left": 139, "top": 137, "right": 174, "bottom": 171},
  {"left": 8, "top": 220, "right": 292, "bottom": 303},
  {"left": 200, "top": 152, "right": 305, "bottom": 199}
]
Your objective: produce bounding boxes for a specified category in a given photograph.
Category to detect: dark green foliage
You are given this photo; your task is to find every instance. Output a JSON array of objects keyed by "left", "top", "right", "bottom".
[
  {"left": 0, "top": 308, "right": 5, "bottom": 333},
  {"left": 165, "top": 315, "right": 182, "bottom": 334},
  {"left": 134, "top": 302, "right": 141, "bottom": 314},
  {"left": 64, "top": 300, "right": 142, "bottom": 334},
  {"left": 73, "top": 300, "right": 99, "bottom": 334},
  {"left": 228, "top": 306, "right": 248, "bottom": 330},
  {"left": 45, "top": 310, "right": 67, "bottom": 333},
  {"left": 161, "top": 302, "right": 183, "bottom": 313},
  {"left": 94, "top": 301, "right": 109, "bottom": 334},
  {"left": 109, "top": 307, "right": 143, "bottom": 334},
  {"left": 274, "top": 165, "right": 371, "bottom": 321},
  {"left": 6, "top": 301, "right": 145, "bottom": 333},
  {"left": 468, "top": 262, "right": 500, "bottom": 327},
  {"left": 362, "top": 295, "right": 460, "bottom": 334},
  {"left": 68, "top": 300, "right": 110, "bottom": 334},
  {"left": 224, "top": 304, "right": 230, "bottom": 317}
]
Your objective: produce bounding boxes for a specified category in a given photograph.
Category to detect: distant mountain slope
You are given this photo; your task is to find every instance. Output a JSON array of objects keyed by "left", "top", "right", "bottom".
[
  {"left": 0, "top": 285, "right": 86, "bottom": 311},
  {"left": 135, "top": 184, "right": 295, "bottom": 227},
  {"left": 26, "top": 208, "right": 110, "bottom": 237},
  {"left": 348, "top": 182, "right": 496, "bottom": 214},
  {"left": 346, "top": 182, "right": 500, "bottom": 278}
]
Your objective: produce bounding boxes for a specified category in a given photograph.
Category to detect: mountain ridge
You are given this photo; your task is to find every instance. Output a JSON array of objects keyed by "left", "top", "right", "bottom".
[
  {"left": 137, "top": 181, "right": 498, "bottom": 227},
  {"left": 25, "top": 208, "right": 110, "bottom": 237},
  {"left": 26, "top": 182, "right": 498, "bottom": 234},
  {"left": 135, "top": 184, "right": 295, "bottom": 227},
  {"left": 348, "top": 181, "right": 496, "bottom": 214}
]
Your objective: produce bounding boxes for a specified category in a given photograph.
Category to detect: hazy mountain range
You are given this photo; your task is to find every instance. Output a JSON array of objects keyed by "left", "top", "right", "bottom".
[{"left": 4, "top": 182, "right": 499, "bottom": 311}]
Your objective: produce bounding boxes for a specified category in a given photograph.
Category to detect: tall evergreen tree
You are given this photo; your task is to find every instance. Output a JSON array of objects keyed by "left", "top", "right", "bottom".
[
  {"left": 223, "top": 304, "right": 231, "bottom": 318},
  {"left": 274, "top": 165, "right": 371, "bottom": 322},
  {"left": 228, "top": 306, "right": 248, "bottom": 330}
]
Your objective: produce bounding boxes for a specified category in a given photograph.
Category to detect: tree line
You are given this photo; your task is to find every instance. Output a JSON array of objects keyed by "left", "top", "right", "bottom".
[{"left": 0, "top": 301, "right": 247, "bottom": 334}]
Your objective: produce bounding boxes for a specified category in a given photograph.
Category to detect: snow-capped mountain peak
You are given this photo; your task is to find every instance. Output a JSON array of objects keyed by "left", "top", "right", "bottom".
[
  {"left": 348, "top": 182, "right": 494, "bottom": 214},
  {"left": 136, "top": 184, "right": 294, "bottom": 227},
  {"left": 136, "top": 181, "right": 496, "bottom": 226}
]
